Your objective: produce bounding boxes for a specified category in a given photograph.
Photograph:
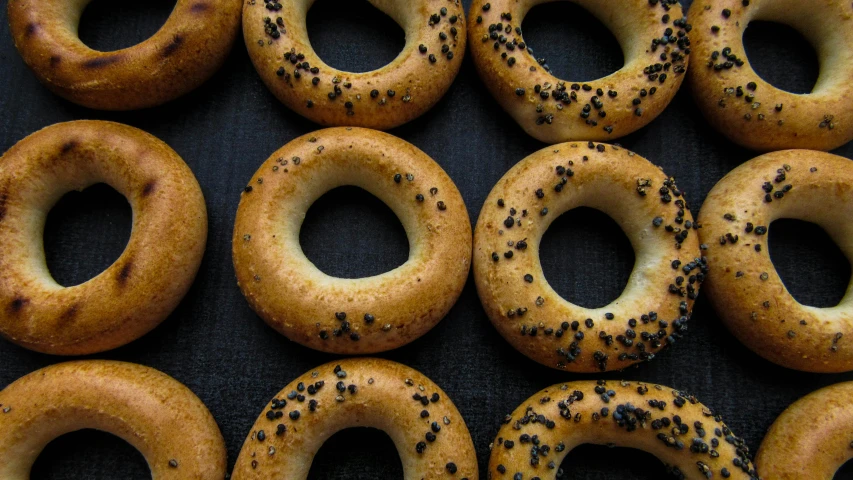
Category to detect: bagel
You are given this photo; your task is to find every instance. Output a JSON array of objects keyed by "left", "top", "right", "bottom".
[
  {"left": 0, "top": 120, "right": 207, "bottom": 355},
  {"left": 232, "top": 358, "right": 478, "bottom": 479},
  {"left": 0, "top": 360, "right": 226, "bottom": 479},
  {"left": 473, "top": 141, "right": 703, "bottom": 372},
  {"left": 243, "top": 0, "right": 466, "bottom": 129},
  {"left": 756, "top": 381, "right": 853, "bottom": 479},
  {"left": 233, "top": 127, "right": 471, "bottom": 354},
  {"left": 489, "top": 380, "right": 758, "bottom": 479},
  {"left": 7, "top": 0, "right": 243, "bottom": 110},
  {"left": 467, "top": 0, "right": 691, "bottom": 143},
  {"left": 687, "top": 0, "right": 853, "bottom": 151},
  {"left": 698, "top": 150, "right": 853, "bottom": 372}
]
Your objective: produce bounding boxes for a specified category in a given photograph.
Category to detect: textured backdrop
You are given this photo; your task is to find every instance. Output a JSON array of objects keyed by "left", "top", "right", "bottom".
[{"left": 1, "top": 0, "right": 853, "bottom": 478}]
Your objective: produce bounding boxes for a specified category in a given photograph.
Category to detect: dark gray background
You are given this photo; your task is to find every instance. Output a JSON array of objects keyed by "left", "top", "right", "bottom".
[{"left": 1, "top": 0, "right": 852, "bottom": 478}]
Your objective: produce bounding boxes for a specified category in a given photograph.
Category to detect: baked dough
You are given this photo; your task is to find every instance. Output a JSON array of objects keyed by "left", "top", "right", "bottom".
[
  {"left": 233, "top": 127, "right": 471, "bottom": 354},
  {"left": 698, "top": 149, "right": 853, "bottom": 372},
  {"left": 0, "top": 120, "right": 207, "bottom": 355},
  {"left": 474, "top": 141, "right": 703, "bottom": 372}
]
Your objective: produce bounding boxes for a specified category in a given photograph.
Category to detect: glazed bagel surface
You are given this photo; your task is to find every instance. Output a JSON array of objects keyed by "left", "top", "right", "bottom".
[
  {"left": 698, "top": 150, "right": 853, "bottom": 372},
  {"left": 0, "top": 120, "right": 208, "bottom": 355},
  {"left": 7, "top": 0, "right": 243, "bottom": 110},
  {"left": 473, "top": 142, "right": 703, "bottom": 372},
  {"left": 489, "top": 380, "right": 757, "bottom": 479},
  {"left": 0, "top": 360, "right": 226, "bottom": 479},
  {"left": 687, "top": 0, "right": 853, "bottom": 151},
  {"left": 232, "top": 358, "right": 478, "bottom": 479},
  {"left": 243, "top": 0, "right": 466, "bottom": 129},
  {"left": 756, "top": 381, "right": 853, "bottom": 479},
  {"left": 467, "top": 0, "right": 691, "bottom": 143},
  {"left": 233, "top": 127, "right": 471, "bottom": 354}
]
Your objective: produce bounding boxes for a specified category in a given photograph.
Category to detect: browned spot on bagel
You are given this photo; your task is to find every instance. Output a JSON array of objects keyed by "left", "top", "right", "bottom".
[
  {"left": 0, "top": 189, "right": 7, "bottom": 223},
  {"left": 82, "top": 56, "right": 122, "bottom": 69},
  {"left": 117, "top": 262, "right": 133, "bottom": 285},
  {"left": 58, "top": 304, "right": 79, "bottom": 325},
  {"left": 142, "top": 181, "right": 156, "bottom": 196},
  {"left": 190, "top": 2, "right": 209, "bottom": 13},
  {"left": 162, "top": 35, "right": 184, "bottom": 57},
  {"left": 61, "top": 140, "right": 77, "bottom": 153},
  {"left": 8, "top": 297, "right": 29, "bottom": 314},
  {"left": 24, "top": 23, "right": 38, "bottom": 37},
  {"left": 49, "top": 55, "right": 61, "bottom": 68}
]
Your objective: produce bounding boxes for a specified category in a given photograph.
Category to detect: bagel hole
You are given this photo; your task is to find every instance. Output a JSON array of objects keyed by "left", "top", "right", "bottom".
[
  {"left": 77, "top": 0, "right": 177, "bottom": 52},
  {"left": 520, "top": 3, "right": 623, "bottom": 82},
  {"left": 556, "top": 443, "right": 665, "bottom": 478},
  {"left": 836, "top": 459, "right": 853, "bottom": 479},
  {"left": 307, "top": 427, "right": 404, "bottom": 479},
  {"left": 299, "top": 186, "right": 408, "bottom": 278},
  {"left": 43, "top": 183, "right": 132, "bottom": 287},
  {"left": 743, "top": 21, "right": 819, "bottom": 94},
  {"left": 306, "top": 0, "right": 405, "bottom": 73},
  {"left": 30, "top": 429, "right": 149, "bottom": 479},
  {"left": 768, "top": 219, "right": 850, "bottom": 308},
  {"left": 540, "top": 207, "right": 634, "bottom": 309}
]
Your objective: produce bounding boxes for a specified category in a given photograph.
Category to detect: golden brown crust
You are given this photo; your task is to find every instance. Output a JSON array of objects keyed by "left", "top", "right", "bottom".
[
  {"left": 473, "top": 142, "right": 702, "bottom": 372},
  {"left": 0, "top": 120, "right": 208, "bottom": 355},
  {"left": 7, "top": 0, "right": 242, "bottom": 110},
  {"left": 756, "top": 381, "right": 853, "bottom": 479},
  {"left": 0, "top": 360, "right": 226, "bottom": 479},
  {"left": 467, "top": 0, "right": 690, "bottom": 143},
  {"left": 697, "top": 150, "right": 853, "bottom": 372},
  {"left": 687, "top": 0, "right": 853, "bottom": 151},
  {"left": 489, "top": 380, "right": 757, "bottom": 480},
  {"left": 232, "top": 358, "right": 478, "bottom": 479},
  {"left": 232, "top": 127, "right": 471, "bottom": 354},
  {"left": 243, "top": 0, "right": 466, "bottom": 129}
]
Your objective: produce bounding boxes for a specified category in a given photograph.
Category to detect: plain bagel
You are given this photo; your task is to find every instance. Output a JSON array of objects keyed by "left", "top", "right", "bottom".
[
  {"left": 233, "top": 127, "right": 471, "bottom": 354},
  {"left": 756, "top": 381, "right": 853, "bottom": 479},
  {"left": 489, "top": 379, "right": 758, "bottom": 479},
  {"left": 687, "top": 0, "right": 853, "bottom": 151},
  {"left": 0, "top": 360, "right": 226, "bottom": 479},
  {"left": 243, "top": 0, "right": 466, "bottom": 129},
  {"left": 232, "top": 358, "right": 478, "bottom": 479},
  {"left": 473, "top": 141, "right": 704, "bottom": 372},
  {"left": 7, "top": 0, "right": 243, "bottom": 110},
  {"left": 698, "top": 150, "right": 853, "bottom": 372},
  {"left": 0, "top": 120, "right": 207, "bottom": 355},
  {"left": 467, "top": 0, "right": 692, "bottom": 143}
]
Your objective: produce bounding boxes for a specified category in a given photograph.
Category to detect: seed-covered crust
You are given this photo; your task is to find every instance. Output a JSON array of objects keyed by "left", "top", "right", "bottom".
[
  {"left": 468, "top": 0, "right": 691, "bottom": 143},
  {"left": 474, "top": 141, "right": 703, "bottom": 372},
  {"left": 233, "top": 127, "right": 471, "bottom": 354},
  {"left": 698, "top": 150, "right": 853, "bottom": 372},
  {"left": 232, "top": 358, "right": 478, "bottom": 479},
  {"left": 688, "top": 0, "right": 853, "bottom": 151},
  {"left": 244, "top": 0, "right": 466, "bottom": 129}
]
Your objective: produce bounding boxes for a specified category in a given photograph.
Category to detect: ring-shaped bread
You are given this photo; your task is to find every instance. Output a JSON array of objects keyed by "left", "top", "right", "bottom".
[
  {"left": 233, "top": 127, "right": 471, "bottom": 354},
  {"left": 467, "top": 0, "right": 691, "bottom": 143},
  {"left": 243, "top": 0, "right": 466, "bottom": 129},
  {"left": 0, "top": 360, "right": 226, "bottom": 479},
  {"left": 473, "top": 142, "right": 703, "bottom": 372},
  {"left": 489, "top": 380, "right": 758, "bottom": 479},
  {"left": 698, "top": 150, "right": 853, "bottom": 372},
  {"left": 0, "top": 120, "right": 208, "bottom": 355},
  {"left": 7, "top": 0, "right": 243, "bottom": 110},
  {"left": 232, "top": 358, "right": 478, "bottom": 479},
  {"left": 687, "top": 0, "right": 853, "bottom": 151},
  {"left": 756, "top": 381, "right": 853, "bottom": 479}
]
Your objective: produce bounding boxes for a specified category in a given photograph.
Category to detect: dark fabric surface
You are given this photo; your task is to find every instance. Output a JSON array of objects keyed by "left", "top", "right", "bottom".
[{"left": 1, "top": 0, "right": 853, "bottom": 478}]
